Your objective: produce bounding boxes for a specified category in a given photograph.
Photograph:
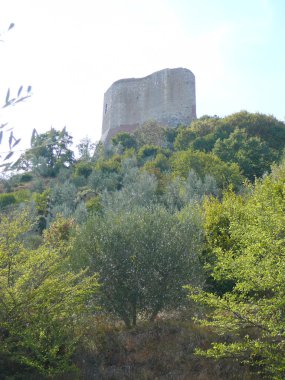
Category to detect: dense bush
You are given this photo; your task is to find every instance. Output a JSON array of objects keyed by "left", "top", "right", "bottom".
[
  {"left": 171, "top": 150, "right": 244, "bottom": 190},
  {"left": 188, "top": 167, "right": 285, "bottom": 379},
  {"left": 0, "top": 193, "right": 16, "bottom": 209},
  {"left": 74, "top": 205, "right": 204, "bottom": 327},
  {"left": 0, "top": 212, "right": 98, "bottom": 376}
]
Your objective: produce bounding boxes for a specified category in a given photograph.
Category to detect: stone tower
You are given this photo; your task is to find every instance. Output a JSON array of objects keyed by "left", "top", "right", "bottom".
[{"left": 101, "top": 67, "right": 196, "bottom": 144}]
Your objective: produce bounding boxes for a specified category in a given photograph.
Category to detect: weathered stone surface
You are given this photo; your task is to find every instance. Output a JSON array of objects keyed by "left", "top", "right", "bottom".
[{"left": 101, "top": 67, "right": 196, "bottom": 144}]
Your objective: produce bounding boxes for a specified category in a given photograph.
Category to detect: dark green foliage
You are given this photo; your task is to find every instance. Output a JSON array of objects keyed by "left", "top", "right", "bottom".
[
  {"left": 143, "top": 152, "right": 170, "bottom": 173},
  {"left": 112, "top": 132, "right": 137, "bottom": 151},
  {"left": 20, "top": 173, "right": 33, "bottom": 183},
  {"left": 174, "top": 128, "right": 196, "bottom": 150},
  {"left": 190, "top": 115, "right": 224, "bottom": 138},
  {"left": 73, "top": 161, "right": 93, "bottom": 178},
  {"left": 171, "top": 150, "right": 244, "bottom": 190},
  {"left": 14, "top": 127, "right": 74, "bottom": 177},
  {"left": 137, "top": 144, "right": 160, "bottom": 163},
  {"left": 172, "top": 112, "right": 285, "bottom": 180},
  {"left": 0, "top": 193, "right": 16, "bottom": 209},
  {"left": 191, "top": 134, "right": 218, "bottom": 152},
  {"left": 222, "top": 111, "right": 285, "bottom": 150},
  {"left": 213, "top": 129, "right": 276, "bottom": 180},
  {"left": 96, "top": 155, "right": 122, "bottom": 173},
  {"left": 164, "top": 126, "right": 180, "bottom": 148},
  {"left": 173, "top": 117, "right": 229, "bottom": 153}
]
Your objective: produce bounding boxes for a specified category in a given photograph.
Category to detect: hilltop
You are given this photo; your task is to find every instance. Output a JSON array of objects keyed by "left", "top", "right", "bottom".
[{"left": 1, "top": 111, "right": 285, "bottom": 379}]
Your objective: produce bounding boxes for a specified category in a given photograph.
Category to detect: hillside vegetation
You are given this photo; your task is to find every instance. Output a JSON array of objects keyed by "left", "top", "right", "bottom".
[{"left": 1, "top": 111, "right": 285, "bottom": 379}]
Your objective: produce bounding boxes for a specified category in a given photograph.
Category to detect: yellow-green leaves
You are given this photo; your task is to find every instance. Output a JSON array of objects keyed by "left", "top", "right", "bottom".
[
  {"left": 189, "top": 173, "right": 285, "bottom": 379},
  {"left": 0, "top": 210, "right": 98, "bottom": 375}
]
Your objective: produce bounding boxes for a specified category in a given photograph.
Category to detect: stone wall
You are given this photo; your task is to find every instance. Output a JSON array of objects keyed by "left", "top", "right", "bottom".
[{"left": 101, "top": 68, "right": 196, "bottom": 144}]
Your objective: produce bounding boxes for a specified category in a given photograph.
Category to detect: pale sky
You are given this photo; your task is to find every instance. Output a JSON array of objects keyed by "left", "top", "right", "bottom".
[{"left": 0, "top": 0, "right": 284, "bottom": 157}]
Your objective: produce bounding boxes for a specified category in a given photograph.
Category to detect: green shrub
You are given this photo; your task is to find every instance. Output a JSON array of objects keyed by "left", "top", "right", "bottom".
[
  {"left": 137, "top": 145, "right": 160, "bottom": 164},
  {"left": 86, "top": 196, "right": 102, "bottom": 213},
  {"left": 73, "top": 161, "right": 93, "bottom": 178},
  {"left": 20, "top": 173, "right": 33, "bottom": 183},
  {"left": 0, "top": 193, "right": 16, "bottom": 209},
  {"left": 14, "top": 189, "right": 31, "bottom": 203}
]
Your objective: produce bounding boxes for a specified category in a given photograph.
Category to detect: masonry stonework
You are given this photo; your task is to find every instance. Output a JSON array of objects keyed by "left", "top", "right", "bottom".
[{"left": 101, "top": 68, "right": 196, "bottom": 144}]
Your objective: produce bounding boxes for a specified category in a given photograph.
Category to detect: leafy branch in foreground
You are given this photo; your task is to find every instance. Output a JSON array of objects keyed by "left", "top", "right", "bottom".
[
  {"left": 0, "top": 211, "right": 98, "bottom": 376},
  {"left": 0, "top": 22, "right": 32, "bottom": 167},
  {"left": 0, "top": 85, "right": 33, "bottom": 164},
  {"left": 0, "top": 22, "right": 15, "bottom": 42},
  {"left": 187, "top": 171, "right": 285, "bottom": 379},
  {"left": 2, "top": 85, "right": 32, "bottom": 110}
]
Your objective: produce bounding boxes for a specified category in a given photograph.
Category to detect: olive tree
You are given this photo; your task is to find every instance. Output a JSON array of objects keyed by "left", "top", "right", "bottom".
[
  {"left": 75, "top": 205, "right": 204, "bottom": 327},
  {"left": 101, "top": 169, "right": 158, "bottom": 212}
]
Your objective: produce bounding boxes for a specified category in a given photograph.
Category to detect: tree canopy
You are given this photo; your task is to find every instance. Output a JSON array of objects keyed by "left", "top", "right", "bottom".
[{"left": 14, "top": 127, "right": 74, "bottom": 177}]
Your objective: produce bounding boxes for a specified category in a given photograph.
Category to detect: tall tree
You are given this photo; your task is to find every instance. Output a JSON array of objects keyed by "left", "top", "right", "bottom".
[
  {"left": 76, "top": 136, "right": 96, "bottom": 161},
  {"left": 14, "top": 127, "right": 74, "bottom": 176}
]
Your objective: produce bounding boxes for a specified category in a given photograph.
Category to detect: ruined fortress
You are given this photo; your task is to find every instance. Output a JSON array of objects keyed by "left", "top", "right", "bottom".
[{"left": 101, "top": 68, "right": 196, "bottom": 144}]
